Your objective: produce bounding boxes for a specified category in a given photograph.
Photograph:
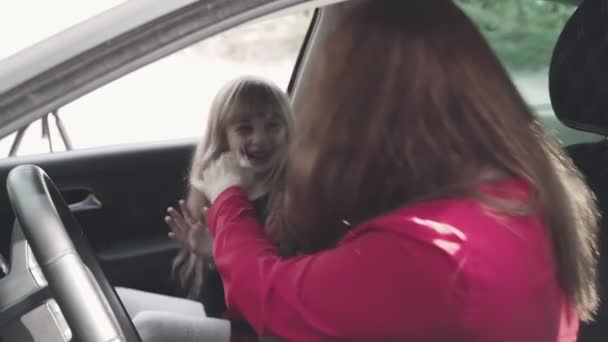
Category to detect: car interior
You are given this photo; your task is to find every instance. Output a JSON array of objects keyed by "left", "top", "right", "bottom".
[
  {"left": 0, "top": 0, "right": 607, "bottom": 341},
  {"left": 549, "top": 0, "right": 608, "bottom": 340},
  {"left": 0, "top": 1, "right": 325, "bottom": 341}
]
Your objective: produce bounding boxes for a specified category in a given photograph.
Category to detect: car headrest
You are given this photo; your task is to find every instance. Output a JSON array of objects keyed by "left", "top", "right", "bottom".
[{"left": 549, "top": 0, "right": 608, "bottom": 136}]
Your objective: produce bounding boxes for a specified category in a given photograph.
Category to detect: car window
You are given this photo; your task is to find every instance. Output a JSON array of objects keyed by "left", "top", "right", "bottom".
[
  {"left": 454, "top": 0, "right": 603, "bottom": 146},
  {"left": 0, "top": 10, "right": 314, "bottom": 157}
]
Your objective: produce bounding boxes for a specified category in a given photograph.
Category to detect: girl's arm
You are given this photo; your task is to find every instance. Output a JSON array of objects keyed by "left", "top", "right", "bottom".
[{"left": 207, "top": 187, "right": 463, "bottom": 341}]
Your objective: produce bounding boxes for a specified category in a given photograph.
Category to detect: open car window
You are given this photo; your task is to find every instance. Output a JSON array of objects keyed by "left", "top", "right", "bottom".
[
  {"left": 0, "top": 9, "right": 314, "bottom": 157},
  {"left": 455, "top": 0, "right": 602, "bottom": 146},
  {"left": 1, "top": 0, "right": 595, "bottom": 158}
]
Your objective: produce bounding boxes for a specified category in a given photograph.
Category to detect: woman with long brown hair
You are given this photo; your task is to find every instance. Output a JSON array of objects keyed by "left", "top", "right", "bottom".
[{"left": 196, "top": 0, "right": 599, "bottom": 341}]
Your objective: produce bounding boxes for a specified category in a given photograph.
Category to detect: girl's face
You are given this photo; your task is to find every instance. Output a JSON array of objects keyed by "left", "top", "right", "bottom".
[{"left": 226, "top": 112, "right": 287, "bottom": 174}]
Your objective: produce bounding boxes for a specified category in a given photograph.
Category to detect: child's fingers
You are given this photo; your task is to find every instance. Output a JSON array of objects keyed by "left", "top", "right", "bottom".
[
  {"left": 166, "top": 211, "right": 190, "bottom": 237},
  {"left": 165, "top": 215, "right": 182, "bottom": 234},
  {"left": 167, "top": 207, "right": 188, "bottom": 228},
  {"left": 166, "top": 216, "right": 185, "bottom": 242},
  {"left": 168, "top": 231, "right": 186, "bottom": 245},
  {"left": 179, "top": 200, "right": 196, "bottom": 225}
]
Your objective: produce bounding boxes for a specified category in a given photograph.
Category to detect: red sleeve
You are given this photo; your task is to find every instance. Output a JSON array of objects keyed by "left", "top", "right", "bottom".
[{"left": 207, "top": 187, "right": 464, "bottom": 341}]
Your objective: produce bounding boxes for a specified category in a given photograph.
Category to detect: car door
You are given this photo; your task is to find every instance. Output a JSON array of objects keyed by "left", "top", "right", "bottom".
[
  {"left": 0, "top": 140, "right": 193, "bottom": 295},
  {"left": 0, "top": 1, "right": 318, "bottom": 298}
]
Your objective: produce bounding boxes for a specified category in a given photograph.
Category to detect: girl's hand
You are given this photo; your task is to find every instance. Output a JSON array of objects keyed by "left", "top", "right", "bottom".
[
  {"left": 166, "top": 200, "right": 210, "bottom": 256},
  {"left": 199, "top": 152, "right": 254, "bottom": 203}
]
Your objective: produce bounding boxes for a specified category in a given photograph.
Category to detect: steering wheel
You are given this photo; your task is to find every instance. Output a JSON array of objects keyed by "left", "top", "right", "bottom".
[{"left": 6, "top": 164, "right": 140, "bottom": 342}]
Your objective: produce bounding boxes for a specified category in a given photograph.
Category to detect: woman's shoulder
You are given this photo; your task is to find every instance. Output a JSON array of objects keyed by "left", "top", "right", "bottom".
[
  {"left": 357, "top": 198, "right": 476, "bottom": 258},
  {"left": 372, "top": 178, "right": 532, "bottom": 228},
  {"left": 351, "top": 179, "right": 541, "bottom": 257}
]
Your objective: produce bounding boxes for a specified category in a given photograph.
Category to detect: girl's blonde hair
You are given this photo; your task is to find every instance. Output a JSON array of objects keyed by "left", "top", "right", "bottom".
[{"left": 172, "top": 76, "right": 293, "bottom": 299}]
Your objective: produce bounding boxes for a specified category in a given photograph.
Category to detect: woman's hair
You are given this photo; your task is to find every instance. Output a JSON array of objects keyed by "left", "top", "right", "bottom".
[
  {"left": 172, "top": 76, "right": 293, "bottom": 299},
  {"left": 272, "top": 0, "right": 599, "bottom": 320}
]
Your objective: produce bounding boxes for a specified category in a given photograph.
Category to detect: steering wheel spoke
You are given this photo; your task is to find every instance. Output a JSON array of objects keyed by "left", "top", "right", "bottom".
[{"left": 6, "top": 165, "right": 140, "bottom": 342}]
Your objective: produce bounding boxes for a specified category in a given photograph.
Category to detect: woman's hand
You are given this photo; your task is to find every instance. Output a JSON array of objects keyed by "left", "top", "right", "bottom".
[
  {"left": 199, "top": 152, "right": 254, "bottom": 203},
  {"left": 166, "top": 200, "right": 210, "bottom": 256}
]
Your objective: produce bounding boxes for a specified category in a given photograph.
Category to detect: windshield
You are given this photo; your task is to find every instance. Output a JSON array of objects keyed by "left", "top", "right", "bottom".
[{"left": 0, "top": 0, "right": 126, "bottom": 61}]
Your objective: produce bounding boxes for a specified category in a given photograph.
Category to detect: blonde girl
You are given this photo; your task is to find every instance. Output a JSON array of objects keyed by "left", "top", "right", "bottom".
[{"left": 116, "top": 76, "right": 293, "bottom": 342}]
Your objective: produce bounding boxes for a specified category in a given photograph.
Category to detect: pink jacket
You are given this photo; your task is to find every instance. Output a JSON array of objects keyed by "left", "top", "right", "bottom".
[{"left": 207, "top": 180, "right": 578, "bottom": 342}]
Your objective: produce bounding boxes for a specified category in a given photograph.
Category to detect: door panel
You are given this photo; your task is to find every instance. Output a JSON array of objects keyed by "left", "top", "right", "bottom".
[{"left": 0, "top": 139, "right": 196, "bottom": 296}]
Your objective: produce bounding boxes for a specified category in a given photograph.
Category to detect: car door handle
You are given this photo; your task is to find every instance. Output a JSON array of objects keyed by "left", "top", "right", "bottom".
[
  {"left": 61, "top": 188, "right": 103, "bottom": 212},
  {"left": 68, "top": 193, "right": 102, "bottom": 212}
]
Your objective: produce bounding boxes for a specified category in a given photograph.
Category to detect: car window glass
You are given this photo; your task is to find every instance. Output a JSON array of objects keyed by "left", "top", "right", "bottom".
[
  {"left": 0, "top": 10, "right": 313, "bottom": 157},
  {"left": 455, "top": 0, "right": 602, "bottom": 145}
]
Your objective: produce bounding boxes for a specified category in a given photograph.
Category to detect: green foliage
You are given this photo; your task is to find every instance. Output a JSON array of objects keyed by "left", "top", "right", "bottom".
[
  {"left": 191, "top": 10, "right": 313, "bottom": 63},
  {"left": 194, "top": 1, "right": 576, "bottom": 70},
  {"left": 455, "top": 0, "right": 575, "bottom": 70}
]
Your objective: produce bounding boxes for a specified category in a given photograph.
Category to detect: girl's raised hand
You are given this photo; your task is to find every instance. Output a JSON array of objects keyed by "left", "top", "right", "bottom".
[{"left": 166, "top": 200, "right": 210, "bottom": 256}]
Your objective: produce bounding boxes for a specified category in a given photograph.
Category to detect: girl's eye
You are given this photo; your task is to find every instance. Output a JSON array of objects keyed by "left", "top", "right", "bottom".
[
  {"left": 266, "top": 121, "right": 282, "bottom": 131},
  {"left": 235, "top": 125, "right": 253, "bottom": 135}
]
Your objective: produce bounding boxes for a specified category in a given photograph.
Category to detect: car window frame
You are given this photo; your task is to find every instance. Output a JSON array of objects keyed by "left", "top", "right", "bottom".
[
  {"left": 1, "top": 5, "right": 321, "bottom": 157},
  {"left": 0, "top": 0, "right": 344, "bottom": 142}
]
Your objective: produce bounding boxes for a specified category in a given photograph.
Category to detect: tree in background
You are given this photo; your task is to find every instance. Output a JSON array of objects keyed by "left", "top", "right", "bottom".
[
  {"left": 455, "top": 0, "right": 575, "bottom": 71},
  {"left": 191, "top": 11, "right": 313, "bottom": 63},
  {"left": 192, "top": 1, "right": 575, "bottom": 71}
]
